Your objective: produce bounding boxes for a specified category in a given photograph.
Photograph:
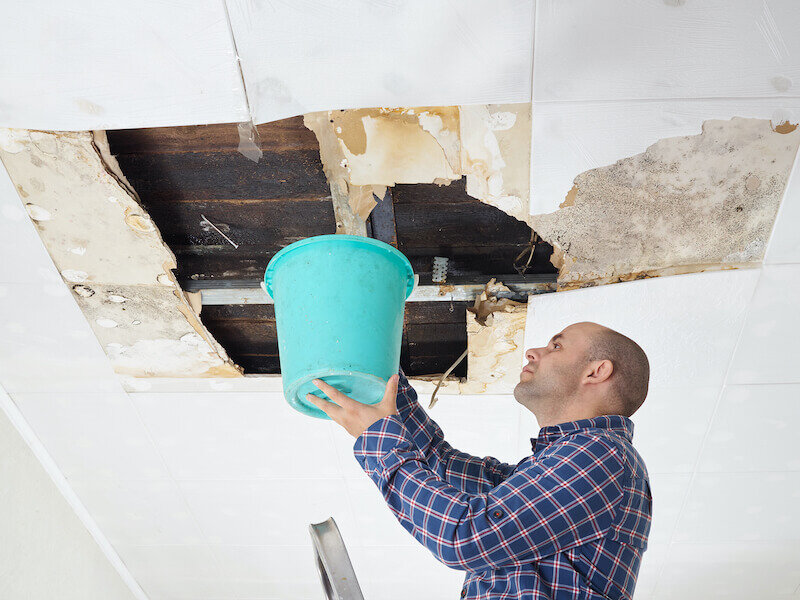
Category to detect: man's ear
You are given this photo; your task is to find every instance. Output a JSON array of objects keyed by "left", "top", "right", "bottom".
[{"left": 586, "top": 359, "right": 614, "bottom": 384}]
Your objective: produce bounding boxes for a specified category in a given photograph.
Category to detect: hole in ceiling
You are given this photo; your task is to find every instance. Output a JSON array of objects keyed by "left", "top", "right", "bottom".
[{"left": 105, "top": 116, "right": 558, "bottom": 377}]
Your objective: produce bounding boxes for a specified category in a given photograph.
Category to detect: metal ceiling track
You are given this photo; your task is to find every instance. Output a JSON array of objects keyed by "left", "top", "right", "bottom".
[{"left": 183, "top": 274, "right": 558, "bottom": 305}]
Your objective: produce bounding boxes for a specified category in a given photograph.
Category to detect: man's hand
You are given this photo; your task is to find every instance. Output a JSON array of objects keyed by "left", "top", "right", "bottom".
[{"left": 307, "top": 374, "right": 400, "bottom": 437}]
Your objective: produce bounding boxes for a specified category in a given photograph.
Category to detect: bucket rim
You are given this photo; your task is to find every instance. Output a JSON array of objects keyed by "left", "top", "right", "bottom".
[{"left": 263, "top": 234, "right": 416, "bottom": 299}]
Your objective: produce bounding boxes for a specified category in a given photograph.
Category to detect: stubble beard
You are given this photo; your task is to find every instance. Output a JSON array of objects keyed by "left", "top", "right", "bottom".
[{"left": 517, "top": 363, "right": 578, "bottom": 416}]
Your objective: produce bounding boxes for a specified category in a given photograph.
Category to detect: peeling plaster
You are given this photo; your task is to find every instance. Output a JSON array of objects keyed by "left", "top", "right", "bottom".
[
  {"left": 0, "top": 128, "right": 243, "bottom": 381},
  {"left": 303, "top": 111, "right": 388, "bottom": 224},
  {"left": 304, "top": 103, "right": 532, "bottom": 226},
  {"left": 530, "top": 118, "right": 800, "bottom": 290},
  {"left": 424, "top": 279, "right": 528, "bottom": 399},
  {"left": 459, "top": 104, "right": 532, "bottom": 227},
  {"left": 458, "top": 279, "right": 527, "bottom": 395}
]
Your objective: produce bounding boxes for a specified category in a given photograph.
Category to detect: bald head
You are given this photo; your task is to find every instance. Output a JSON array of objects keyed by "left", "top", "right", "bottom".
[
  {"left": 583, "top": 324, "right": 650, "bottom": 417},
  {"left": 516, "top": 321, "right": 650, "bottom": 426}
]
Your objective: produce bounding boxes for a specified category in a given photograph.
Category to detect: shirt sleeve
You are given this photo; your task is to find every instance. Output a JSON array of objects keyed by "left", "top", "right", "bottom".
[
  {"left": 392, "top": 365, "right": 517, "bottom": 494},
  {"left": 354, "top": 415, "right": 626, "bottom": 573}
]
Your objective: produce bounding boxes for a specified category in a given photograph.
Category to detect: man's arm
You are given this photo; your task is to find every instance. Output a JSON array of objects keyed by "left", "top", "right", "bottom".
[
  {"left": 394, "top": 366, "right": 517, "bottom": 494},
  {"left": 354, "top": 415, "right": 625, "bottom": 572}
]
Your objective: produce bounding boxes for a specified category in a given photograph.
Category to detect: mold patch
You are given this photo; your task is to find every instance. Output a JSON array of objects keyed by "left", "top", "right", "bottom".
[{"left": 530, "top": 117, "right": 800, "bottom": 290}]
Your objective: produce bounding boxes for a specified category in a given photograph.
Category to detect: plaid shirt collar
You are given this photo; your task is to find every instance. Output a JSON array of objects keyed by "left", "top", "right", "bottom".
[{"left": 531, "top": 414, "right": 634, "bottom": 453}]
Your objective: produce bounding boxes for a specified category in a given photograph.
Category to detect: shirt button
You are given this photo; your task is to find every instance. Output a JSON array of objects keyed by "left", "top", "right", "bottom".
[{"left": 492, "top": 509, "right": 504, "bottom": 519}]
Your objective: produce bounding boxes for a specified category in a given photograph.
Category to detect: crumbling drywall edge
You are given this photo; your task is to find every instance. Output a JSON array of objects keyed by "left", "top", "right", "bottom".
[
  {"left": 91, "top": 130, "right": 240, "bottom": 367},
  {"left": 0, "top": 128, "right": 244, "bottom": 380}
]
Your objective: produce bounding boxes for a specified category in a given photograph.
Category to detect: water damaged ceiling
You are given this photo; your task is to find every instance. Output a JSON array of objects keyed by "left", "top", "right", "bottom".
[
  {"left": 0, "top": 109, "right": 556, "bottom": 391},
  {"left": 0, "top": 109, "right": 797, "bottom": 392}
]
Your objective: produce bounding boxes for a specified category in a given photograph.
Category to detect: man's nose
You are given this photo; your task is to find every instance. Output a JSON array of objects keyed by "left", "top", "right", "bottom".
[{"left": 525, "top": 347, "right": 543, "bottom": 362}]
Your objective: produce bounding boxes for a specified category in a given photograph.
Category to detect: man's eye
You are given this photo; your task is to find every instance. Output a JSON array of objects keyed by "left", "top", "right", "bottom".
[{"left": 553, "top": 343, "right": 561, "bottom": 349}]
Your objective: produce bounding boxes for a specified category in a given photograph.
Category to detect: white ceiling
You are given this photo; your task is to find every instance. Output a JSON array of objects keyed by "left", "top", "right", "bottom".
[{"left": 2, "top": 1, "right": 800, "bottom": 599}]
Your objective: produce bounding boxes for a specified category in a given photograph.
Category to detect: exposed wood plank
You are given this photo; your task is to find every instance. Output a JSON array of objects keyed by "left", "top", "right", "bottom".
[
  {"left": 404, "top": 302, "right": 469, "bottom": 325},
  {"left": 395, "top": 202, "right": 532, "bottom": 247},
  {"left": 368, "top": 188, "right": 398, "bottom": 247},
  {"left": 106, "top": 116, "right": 318, "bottom": 154},
  {"left": 393, "top": 179, "right": 476, "bottom": 204},
  {"left": 200, "top": 301, "right": 468, "bottom": 377},
  {"left": 141, "top": 198, "right": 336, "bottom": 248},
  {"left": 111, "top": 150, "right": 330, "bottom": 202}
]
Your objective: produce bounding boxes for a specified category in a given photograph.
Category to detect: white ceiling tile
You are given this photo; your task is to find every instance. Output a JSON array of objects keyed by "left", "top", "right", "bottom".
[
  {"left": 533, "top": 0, "right": 800, "bottom": 102},
  {"left": 121, "top": 373, "right": 285, "bottom": 394},
  {"left": 132, "top": 392, "right": 340, "bottom": 480},
  {"left": 648, "top": 473, "right": 692, "bottom": 544},
  {"left": 228, "top": 0, "right": 534, "bottom": 124},
  {"left": 0, "top": 217, "right": 55, "bottom": 285},
  {"left": 728, "top": 264, "right": 800, "bottom": 384},
  {"left": 0, "top": 282, "right": 121, "bottom": 394},
  {"left": 330, "top": 423, "right": 374, "bottom": 480},
  {"left": 530, "top": 99, "right": 800, "bottom": 214},
  {"left": 0, "top": 2, "right": 248, "bottom": 130},
  {"left": 633, "top": 543, "right": 668, "bottom": 600},
  {"left": 69, "top": 480, "right": 203, "bottom": 546},
  {"left": 112, "top": 544, "right": 228, "bottom": 600},
  {"left": 524, "top": 269, "right": 760, "bottom": 389},
  {"left": 179, "top": 479, "right": 355, "bottom": 546},
  {"left": 343, "top": 476, "right": 417, "bottom": 547},
  {"left": 697, "top": 384, "right": 800, "bottom": 472},
  {"left": 348, "top": 544, "right": 466, "bottom": 600},
  {"left": 631, "top": 386, "right": 720, "bottom": 474},
  {"left": 673, "top": 472, "right": 800, "bottom": 542},
  {"left": 765, "top": 149, "right": 800, "bottom": 264},
  {"left": 653, "top": 541, "right": 800, "bottom": 599},
  {"left": 11, "top": 391, "right": 170, "bottom": 481},
  {"left": 210, "top": 545, "right": 321, "bottom": 599},
  {"left": 420, "top": 393, "right": 521, "bottom": 465},
  {"left": 0, "top": 163, "right": 61, "bottom": 284}
]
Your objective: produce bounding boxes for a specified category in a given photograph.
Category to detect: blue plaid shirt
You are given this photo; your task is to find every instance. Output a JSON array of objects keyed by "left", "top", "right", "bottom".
[{"left": 354, "top": 367, "right": 652, "bottom": 599}]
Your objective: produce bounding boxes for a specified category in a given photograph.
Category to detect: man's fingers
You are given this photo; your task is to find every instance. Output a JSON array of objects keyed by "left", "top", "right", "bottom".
[
  {"left": 306, "top": 393, "right": 343, "bottom": 419},
  {"left": 383, "top": 373, "right": 399, "bottom": 400},
  {"left": 312, "top": 379, "right": 358, "bottom": 408}
]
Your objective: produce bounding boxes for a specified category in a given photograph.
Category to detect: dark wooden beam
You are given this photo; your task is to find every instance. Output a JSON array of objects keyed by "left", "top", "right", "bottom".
[{"left": 367, "top": 188, "right": 398, "bottom": 248}]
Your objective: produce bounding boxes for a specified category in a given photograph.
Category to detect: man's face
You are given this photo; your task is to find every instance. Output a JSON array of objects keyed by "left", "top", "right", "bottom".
[{"left": 514, "top": 323, "right": 595, "bottom": 411}]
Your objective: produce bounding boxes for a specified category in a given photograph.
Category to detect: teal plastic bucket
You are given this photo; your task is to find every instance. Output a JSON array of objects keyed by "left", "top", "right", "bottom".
[{"left": 264, "top": 234, "right": 416, "bottom": 419}]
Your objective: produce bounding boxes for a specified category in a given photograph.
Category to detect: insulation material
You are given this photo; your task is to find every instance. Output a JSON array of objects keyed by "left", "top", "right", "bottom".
[
  {"left": 305, "top": 104, "right": 532, "bottom": 225},
  {"left": 530, "top": 118, "right": 800, "bottom": 290},
  {"left": 0, "top": 1, "right": 248, "bottom": 130},
  {"left": 0, "top": 128, "right": 243, "bottom": 379}
]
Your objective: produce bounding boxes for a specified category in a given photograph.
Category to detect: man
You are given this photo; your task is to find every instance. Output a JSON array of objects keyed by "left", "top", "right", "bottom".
[{"left": 308, "top": 321, "right": 652, "bottom": 599}]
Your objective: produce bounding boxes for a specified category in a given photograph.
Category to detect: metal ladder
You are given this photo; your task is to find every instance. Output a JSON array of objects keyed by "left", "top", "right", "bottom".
[{"left": 309, "top": 517, "right": 365, "bottom": 600}]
